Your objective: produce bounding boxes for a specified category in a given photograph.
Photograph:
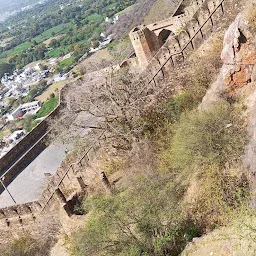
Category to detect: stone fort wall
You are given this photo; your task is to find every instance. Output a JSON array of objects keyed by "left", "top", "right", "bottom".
[
  {"left": 0, "top": 0, "right": 240, "bottom": 242},
  {"left": 0, "top": 136, "right": 100, "bottom": 244},
  {"left": 129, "top": 0, "right": 206, "bottom": 68},
  {"left": 141, "top": 0, "right": 229, "bottom": 84},
  {"left": 0, "top": 79, "right": 77, "bottom": 190}
]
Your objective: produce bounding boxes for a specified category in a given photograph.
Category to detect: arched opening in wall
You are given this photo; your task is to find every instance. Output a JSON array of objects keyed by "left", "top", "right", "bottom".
[
  {"left": 120, "top": 60, "right": 128, "bottom": 68},
  {"left": 132, "top": 27, "right": 140, "bottom": 32},
  {"left": 158, "top": 29, "right": 174, "bottom": 46}
]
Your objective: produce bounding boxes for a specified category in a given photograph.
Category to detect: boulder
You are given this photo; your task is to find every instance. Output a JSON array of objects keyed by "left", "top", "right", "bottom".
[{"left": 221, "top": 13, "right": 256, "bottom": 89}]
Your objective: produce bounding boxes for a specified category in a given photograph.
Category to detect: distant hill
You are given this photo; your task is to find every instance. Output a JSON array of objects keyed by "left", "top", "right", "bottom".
[{"left": 0, "top": 0, "right": 43, "bottom": 20}]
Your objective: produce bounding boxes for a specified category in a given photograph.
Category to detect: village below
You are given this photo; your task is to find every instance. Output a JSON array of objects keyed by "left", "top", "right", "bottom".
[{"left": 0, "top": 0, "right": 120, "bottom": 159}]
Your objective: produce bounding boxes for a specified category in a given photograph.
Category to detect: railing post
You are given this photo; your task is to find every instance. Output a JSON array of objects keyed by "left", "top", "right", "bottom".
[
  {"left": 220, "top": 2, "right": 224, "bottom": 13},
  {"left": 161, "top": 67, "right": 165, "bottom": 78},
  {"left": 55, "top": 188, "right": 67, "bottom": 204},
  {"left": 190, "top": 40, "right": 194, "bottom": 50},
  {"left": 209, "top": 14, "right": 214, "bottom": 27},
  {"left": 153, "top": 77, "right": 157, "bottom": 87}
]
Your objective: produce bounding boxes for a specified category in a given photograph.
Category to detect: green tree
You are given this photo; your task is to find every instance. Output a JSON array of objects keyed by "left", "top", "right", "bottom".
[
  {"left": 0, "top": 63, "right": 15, "bottom": 78},
  {"left": 71, "top": 173, "right": 195, "bottom": 256}
]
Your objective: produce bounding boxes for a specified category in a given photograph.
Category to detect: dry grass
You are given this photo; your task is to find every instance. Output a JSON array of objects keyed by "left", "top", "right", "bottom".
[
  {"left": 182, "top": 209, "right": 256, "bottom": 256},
  {"left": 242, "top": 2, "right": 256, "bottom": 32},
  {"left": 74, "top": 49, "right": 113, "bottom": 75},
  {"left": 36, "top": 80, "right": 70, "bottom": 102},
  {"left": 144, "top": 0, "right": 176, "bottom": 24}
]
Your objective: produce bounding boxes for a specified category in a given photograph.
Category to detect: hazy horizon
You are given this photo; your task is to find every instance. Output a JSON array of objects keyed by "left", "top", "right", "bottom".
[{"left": 0, "top": 0, "right": 40, "bottom": 16}]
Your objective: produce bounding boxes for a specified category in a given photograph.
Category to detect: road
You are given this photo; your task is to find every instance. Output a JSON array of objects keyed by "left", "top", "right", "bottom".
[{"left": 0, "top": 144, "right": 67, "bottom": 208}]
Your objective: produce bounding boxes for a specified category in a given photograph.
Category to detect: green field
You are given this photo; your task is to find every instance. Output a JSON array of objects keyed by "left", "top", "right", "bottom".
[
  {"left": 0, "top": 23, "right": 73, "bottom": 60},
  {"left": 34, "top": 96, "right": 59, "bottom": 118},
  {"left": 47, "top": 46, "right": 69, "bottom": 58},
  {"left": 0, "top": 41, "right": 33, "bottom": 58},
  {"left": 87, "top": 13, "right": 103, "bottom": 23},
  {"left": 58, "top": 56, "right": 74, "bottom": 69},
  {"left": 33, "top": 23, "right": 73, "bottom": 43}
]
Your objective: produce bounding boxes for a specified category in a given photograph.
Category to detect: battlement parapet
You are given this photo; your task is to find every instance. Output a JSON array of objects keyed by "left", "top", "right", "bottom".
[
  {"left": 129, "top": 0, "right": 206, "bottom": 68},
  {"left": 137, "top": 0, "right": 227, "bottom": 82}
]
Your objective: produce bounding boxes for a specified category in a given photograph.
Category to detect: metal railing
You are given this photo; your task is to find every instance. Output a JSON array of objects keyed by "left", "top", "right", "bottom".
[
  {"left": 147, "top": 0, "right": 225, "bottom": 85},
  {"left": 140, "top": 0, "right": 205, "bottom": 76},
  {"left": 40, "top": 132, "right": 105, "bottom": 212}
]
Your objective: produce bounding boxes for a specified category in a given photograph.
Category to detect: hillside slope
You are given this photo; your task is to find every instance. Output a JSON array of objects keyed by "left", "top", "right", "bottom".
[{"left": 143, "top": 0, "right": 177, "bottom": 23}]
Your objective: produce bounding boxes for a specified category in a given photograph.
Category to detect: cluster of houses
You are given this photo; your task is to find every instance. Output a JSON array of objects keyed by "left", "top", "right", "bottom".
[
  {"left": 0, "top": 66, "right": 49, "bottom": 111},
  {"left": 1, "top": 66, "right": 49, "bottom": 97},
  {"left": 0, "top": 129, "right": 25, "bottom": 158},
  {"left": 6, "top": 100, "right": 41, "bottom": 121},
  {"left": 0, "top": 100, "right": 42, "bottom": 158},
  {"left": 0, "top": 67, "right": 46, "bottom": 159},
  {"left": 0, "top": 8, "right": 122, "bottom": 160}
]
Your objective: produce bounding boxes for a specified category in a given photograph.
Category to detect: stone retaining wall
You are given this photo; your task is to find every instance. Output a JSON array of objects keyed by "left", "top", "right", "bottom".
[{"left": 0, "top": 78, "right": 76, "bottom": 189}]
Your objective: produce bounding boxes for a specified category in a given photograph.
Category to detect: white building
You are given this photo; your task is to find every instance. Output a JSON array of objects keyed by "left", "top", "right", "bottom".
[
  {"left": 8, "top": 130, "right": 25, "bottom": 143},
  {"left": 7, "top": 101, "right": 41, "bottom": 120},
  {"left": 113, "top": 15, "right": 119, "bottom": 24},
  {"left": 0, "top": 130, "right": 25, "bottom": 158}
]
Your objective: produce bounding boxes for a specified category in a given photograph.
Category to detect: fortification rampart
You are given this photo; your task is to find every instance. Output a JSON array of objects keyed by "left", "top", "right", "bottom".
[
  {"left": 0, "top": 79, "right": 77, "bottom": 190},
  {"left": 0, "top": 131, "right": 103, "bottom": 237},
  {"left": 129, "top": 0, "right": 205, "bottom": 68},
  {"left": 0, "top": 0, "right": 240, "bottom": 240},
  {"left": 141, "top": 0, "right": 228, "bottom": 85}
]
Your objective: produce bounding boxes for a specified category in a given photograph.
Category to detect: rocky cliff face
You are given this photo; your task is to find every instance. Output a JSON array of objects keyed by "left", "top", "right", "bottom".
[
  {"left": 200, "top": 3, "right": 256, "bottom": 183},
  {"left": 221, "top": 13, "right": 256, "bottom": 91},
  {"left": 183, "top": 6, "right": 256, "bottom": 256},
  {"left": 200, "top": 11, "right": 256, "bottom": 109},
  {"left": 181, "top": 6, "right": 256, "bottom": 256}
]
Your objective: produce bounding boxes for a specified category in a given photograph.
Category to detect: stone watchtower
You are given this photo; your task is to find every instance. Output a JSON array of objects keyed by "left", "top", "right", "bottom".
[{"left": 129, "top": 25, "right": 161, "bottom": 69}]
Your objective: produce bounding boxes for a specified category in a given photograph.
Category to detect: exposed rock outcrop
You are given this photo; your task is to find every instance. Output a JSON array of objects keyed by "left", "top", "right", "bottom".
[
  {"left": 200, "top": 11, "right": 256, "bottom": 109},
  {"left": 201, "top": 7, "right": 256, "bottom": 176},
  {"left": 221, "top": 14, "right": 256, "bottom": 91},
  {"left": 183, "top": 6, "right": 256, "bottom": 256}
]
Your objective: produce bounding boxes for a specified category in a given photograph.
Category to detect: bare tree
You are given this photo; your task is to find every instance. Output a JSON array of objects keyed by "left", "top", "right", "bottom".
[{"left": 51, "top": 66, "right": 160, "bottom": 151}]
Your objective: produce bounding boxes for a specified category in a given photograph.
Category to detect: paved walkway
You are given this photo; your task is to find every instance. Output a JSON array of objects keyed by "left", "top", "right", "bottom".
[{"left": 0, "top": 144, "right": 67, "bottom": 208}]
